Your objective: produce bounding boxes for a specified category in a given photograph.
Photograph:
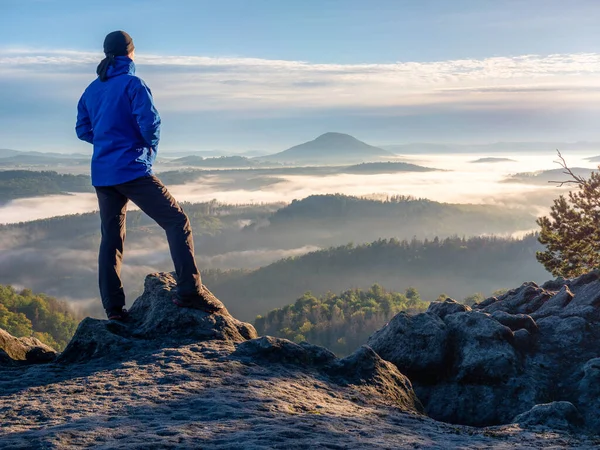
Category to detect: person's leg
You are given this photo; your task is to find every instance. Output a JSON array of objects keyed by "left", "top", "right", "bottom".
[
  {"left": 95, "top": 186, "right": 129, "bottom": 315},
  {"left": 116, "top": 175, "right": 202, "bottom": 297}
]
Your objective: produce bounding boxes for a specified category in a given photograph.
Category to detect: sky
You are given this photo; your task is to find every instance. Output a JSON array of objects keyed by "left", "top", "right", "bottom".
[{"left": 1, "top": 0, "right": 600, "bottom": 152}]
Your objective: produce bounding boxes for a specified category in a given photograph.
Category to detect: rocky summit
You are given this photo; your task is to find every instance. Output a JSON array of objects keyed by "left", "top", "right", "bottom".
[
  {"left": 368, "top": 270, "right": 600, "bottom": 434},
  {"left": 0, "top": 272, "right": 599, "bottom": 449}
]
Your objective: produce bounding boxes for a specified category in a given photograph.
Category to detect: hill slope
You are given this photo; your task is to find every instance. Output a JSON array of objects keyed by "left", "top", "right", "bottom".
[
  {"left": 207, "top": 234, "right": 549, "bottom": 320},
  {"left": 259, "top": 132, "right": 395, "bottom": 164}
]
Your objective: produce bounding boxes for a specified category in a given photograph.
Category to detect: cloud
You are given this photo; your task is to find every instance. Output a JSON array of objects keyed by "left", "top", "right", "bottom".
[{"left": 1, "top": 48, "right": 600, "bottom": 112}]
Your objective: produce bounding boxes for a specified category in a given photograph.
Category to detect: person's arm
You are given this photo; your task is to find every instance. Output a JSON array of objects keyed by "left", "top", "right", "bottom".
[
  {"left": 75, "top": 95, "right": 94, "bottom": 144},
  {"left": 129, "top": 78, "right": 161, "bottom": 149}
]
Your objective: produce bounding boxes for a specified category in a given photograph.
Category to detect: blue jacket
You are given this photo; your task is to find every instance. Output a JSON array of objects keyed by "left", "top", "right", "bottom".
[{"left": 76, "top": 57, "right": 161, "bottom": 186}]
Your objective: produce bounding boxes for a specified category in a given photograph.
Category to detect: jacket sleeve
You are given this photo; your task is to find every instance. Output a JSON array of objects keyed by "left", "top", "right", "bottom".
[
  {"left": 75, "top": 95, "right": 94, "bottom": 144},
  {"left": 129, "top": 78, "right": 161, "bottom": 148}
]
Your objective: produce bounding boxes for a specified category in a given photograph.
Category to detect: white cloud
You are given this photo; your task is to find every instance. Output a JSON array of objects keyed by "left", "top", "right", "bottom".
[{"left": 1, "top": 48, "right": 600, "bottom": 112}]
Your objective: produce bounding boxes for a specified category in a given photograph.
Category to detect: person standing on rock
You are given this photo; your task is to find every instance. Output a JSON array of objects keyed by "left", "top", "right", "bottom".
[{"left": 75, "top": 31, "right": 222, "bottom": 320}]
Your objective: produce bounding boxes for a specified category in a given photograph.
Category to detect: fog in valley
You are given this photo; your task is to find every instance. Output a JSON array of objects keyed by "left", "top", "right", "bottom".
[
  {"left": 1, "top": 151, "right": 595, "bottom": 223},
  {"left": 1, "top": 147, "right": 594, "bottom": 320}
]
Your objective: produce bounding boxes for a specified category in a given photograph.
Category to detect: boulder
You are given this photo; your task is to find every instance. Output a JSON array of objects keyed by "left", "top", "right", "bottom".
[
  {"left": 427, "top": 298, "right": 471, "bottom": 319},
  {"left": 513, "top": 402, "right": 584, "bottom": 432},
  {"left": 530, "top": 285, "right": 574, "bottom": 320},
  {"left": 59, "top": 272, "right": 257, "bottom": 363},
  {"left": 421, "top": 380, "right": 536, "bottom": 427},
  {"left": 576, "top": 358, "right": 600, "bottom": 431},
  {"left": 234, "top": 335, "right": 336, "bottom": 366},
  {"left": 367, "top": 312, "right": 449, "bottom": 381},
  {"left": 445, "top": 311, "right": 519, "bottom": 383},
  {"left": 369, "top": 270, "right": 600, "bottom": 432},
  {"left": 0, "top": 328, "right": 56, "bottom": 364},
  {"left": 490, "top": 311, "right": 538, "bottom": 333},
  {"left": 482, "top": 282, "right": 552, "bottom": 315},
  {"left": 235, "top": 336, "right": 424, "bottom": 413}
]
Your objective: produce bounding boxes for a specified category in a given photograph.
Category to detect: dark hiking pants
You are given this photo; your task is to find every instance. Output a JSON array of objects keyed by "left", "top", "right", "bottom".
[{"left": 94, "top": 175, "right": 202, "bottom": 313}]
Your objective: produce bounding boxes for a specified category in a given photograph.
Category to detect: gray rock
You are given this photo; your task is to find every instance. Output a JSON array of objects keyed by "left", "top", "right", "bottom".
[
  {"left": 0, "top": 328, "right": 56, "bottom": 363},
  {"left": 513, "top": 328, "right": 535, "bottom": 352},
  {"left": 427, "top": 298, "right": 471, "bottom": 319},
  {"left": 530, "top": 285, "right": 574, "bottom": 320},
  {"left": 421, "top": 380, "right": 536, "bottom": 427},
  {"left": 490, "top": 311, "right": 538, "bottom": 333},
  {"left": 370, "top": 269, "right": 600, "bottom": 432},
  {"left": 472, "top": 296, "right": 498, "bottom": 310},
  {"left": 445, "top": 311, "right": 519, "bottom": 383},
  {"left": 482, "top": 282, "right": 552, "bottom": 315},
  {"left": 577, "top": 358, "right": 600, "bottom": 431},
  {"left": 59, "top": 272, "right": 257, "bottom": 363},
  {"left": 236, "top": 337, "right": 423, "bottom": 414},
  {"left": 234, "top": 335, "right": 336, "bottom": 366},
  {"left": 329, "top": 346, "right": 424, "bottom": 412},
  {"left": 367, "top": 312, "right": 449, "bottom": 380},
  {"left": 513, "top": 402, "right": 584, "bottom": 432}
]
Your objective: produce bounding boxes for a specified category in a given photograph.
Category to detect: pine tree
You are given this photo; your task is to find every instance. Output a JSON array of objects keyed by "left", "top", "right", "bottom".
[{"left": 536, "top": 152, "right": 600, "bottom": 277}]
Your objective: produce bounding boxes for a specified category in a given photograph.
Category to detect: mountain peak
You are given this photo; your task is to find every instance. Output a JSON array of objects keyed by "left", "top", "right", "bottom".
[{"left": 258, "top": 132, "right": 394, "bottom": 163}]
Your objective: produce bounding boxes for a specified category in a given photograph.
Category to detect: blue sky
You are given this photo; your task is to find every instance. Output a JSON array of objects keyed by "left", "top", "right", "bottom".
[{"left": 1, "top": 0, "right": 600, "bottom": 152}]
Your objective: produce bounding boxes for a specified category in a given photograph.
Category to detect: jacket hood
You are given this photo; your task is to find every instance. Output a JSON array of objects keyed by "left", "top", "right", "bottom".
[{"left": 105, "top": 57, "right": 136, "bottom": 79}]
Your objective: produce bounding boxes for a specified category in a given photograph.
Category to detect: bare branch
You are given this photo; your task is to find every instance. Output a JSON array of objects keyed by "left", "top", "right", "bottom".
[{"left": 548, "top": 149, "right": 586, "bottom": 187}]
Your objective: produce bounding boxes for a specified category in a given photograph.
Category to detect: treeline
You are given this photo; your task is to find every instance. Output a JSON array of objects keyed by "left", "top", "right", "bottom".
[
  {"left": 255, "top": 285, "right": 428, "bottom": 356},
  {"left": 0, "top": 170, "right": 92, "bottom": 203},
  {"left": 0, "top": 284, "right": 80, "bottom": 350}
]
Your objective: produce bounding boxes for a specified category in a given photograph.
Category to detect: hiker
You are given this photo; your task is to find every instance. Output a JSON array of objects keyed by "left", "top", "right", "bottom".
[{"left": 75, "top": 30, "right": 221, "bottom": 320}]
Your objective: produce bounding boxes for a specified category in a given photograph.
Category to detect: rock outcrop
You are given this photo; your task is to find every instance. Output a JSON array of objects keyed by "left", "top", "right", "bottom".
[
  {"left": 368, "top": 271, "right": 600, "bottom": 432},
  {"left": 0, "top": 271, "right": 441, "bottom": 449},
  {"left": 58, "top": 272, "right": 257, "bottom": 363},
  {"left": 0, "top": 328, "right": 56, "bottom": 364}
]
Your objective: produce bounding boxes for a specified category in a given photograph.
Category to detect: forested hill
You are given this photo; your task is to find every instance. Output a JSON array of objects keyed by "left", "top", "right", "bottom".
[
  {"left": 207, "top": 234, "right": 550, "bottom": 320},
  {"left": 0, "top": 284, "right": 79, "bottom": 350},
  {"left": 0, "top": 170, "right": 92, "bottom": 204},
  {"left": 255, "top": 285, "right": 429, "bottom": 356},
  {"left": 231, "top": 194, "right": 537, "bottom": 251}
]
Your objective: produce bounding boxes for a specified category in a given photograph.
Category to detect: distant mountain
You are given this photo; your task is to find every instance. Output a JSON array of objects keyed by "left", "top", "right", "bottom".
[
  {"left": 258, "top": 132, "right": 395, "bottom": 164},
  {"left": 471, "top": 157, "right": 516, "bottom": 164},
  {"left": 340, "top": 161, "right": 438, "bottom": 174},
  {"left": 0, "top": 149, "right": 21, "bottom": 158}
]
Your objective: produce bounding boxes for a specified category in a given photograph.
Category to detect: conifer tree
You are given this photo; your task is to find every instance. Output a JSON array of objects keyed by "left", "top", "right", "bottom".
[{"left": 537, "top": 152, "right": 600, "bottom": 277}]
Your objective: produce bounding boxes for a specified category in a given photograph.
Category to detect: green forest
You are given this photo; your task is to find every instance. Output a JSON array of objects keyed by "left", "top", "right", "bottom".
[
  {"left": 0, "top": 170, "right": 92, "bottom": 203},
  {"left": 255, "top": 285, "right": 428, "bottom": 355},
  {"left": 0, "top": 284, "right": 80, "bottom": 351}
]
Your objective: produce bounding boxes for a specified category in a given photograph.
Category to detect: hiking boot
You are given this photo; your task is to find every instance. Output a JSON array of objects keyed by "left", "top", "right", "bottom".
[
  {"left": 107, "top": 308, "right": 129, "bottom": 321},
  {"left": 172, "top": 292, "right": 223, "bottom": 313}
]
